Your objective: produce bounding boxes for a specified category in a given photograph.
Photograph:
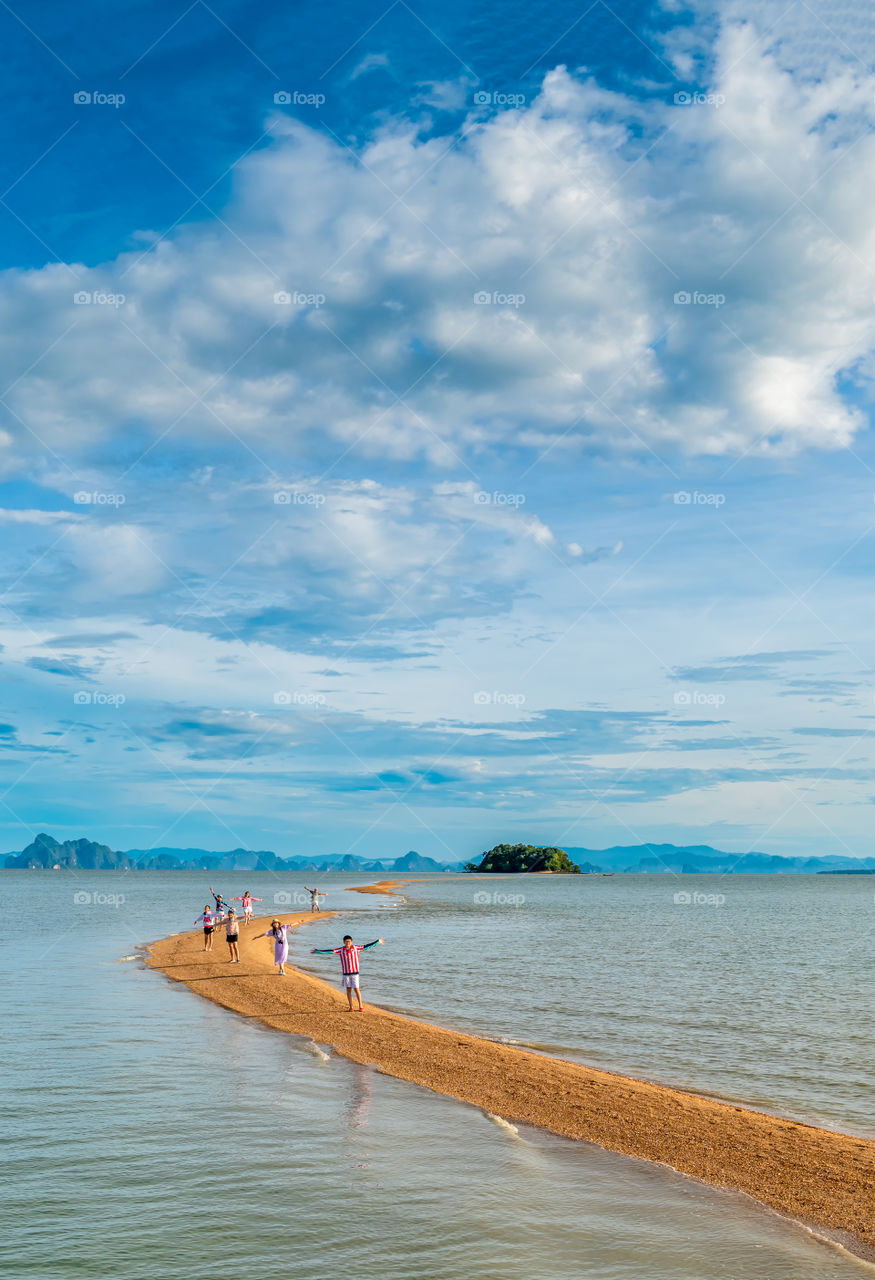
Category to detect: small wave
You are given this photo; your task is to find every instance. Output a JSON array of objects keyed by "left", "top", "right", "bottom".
[
  {"left": 304, "top": 1040, "right": 331, "bottom": 1063},
  {"left": 484, "top": 1111, "right": 522, "bottom": 1140},
  {"left": 118, "top": 954, "right": 139, "bottom": 962}
]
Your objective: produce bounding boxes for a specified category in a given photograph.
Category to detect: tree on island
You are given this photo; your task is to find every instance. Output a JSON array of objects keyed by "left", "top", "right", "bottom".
[{"left": 465, "top": 843, "right": 582, "bottom": 873}]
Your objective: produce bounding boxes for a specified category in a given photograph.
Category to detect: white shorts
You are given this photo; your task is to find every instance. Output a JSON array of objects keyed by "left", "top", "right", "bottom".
[{"left": 341, "top": 973, "right": 360, "bottom": 990}]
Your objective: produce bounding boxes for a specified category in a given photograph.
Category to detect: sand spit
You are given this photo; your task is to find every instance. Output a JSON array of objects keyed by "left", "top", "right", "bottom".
[{"left": 147, "top": 910, "right": 875, "bottom": 1260}]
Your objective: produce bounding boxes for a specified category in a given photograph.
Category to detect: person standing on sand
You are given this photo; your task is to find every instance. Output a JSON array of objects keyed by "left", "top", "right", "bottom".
[
  {"left": 304, "top": 886, "right": 324, "bottom": 913},
  {"left": 194, "top": 906, "right": 218, "bottom": 951},
  {"left": 310, "top": 934, "right": 384, "bottom": 1011},
  {"left": 254, "top": 918, "right": 292, "bottom": 975},
  {"left": 223, "top": 908, "right": 240, "bottom": 963},
  {"left": 232, "top": 892, "right": 263, "bottom": 925}
]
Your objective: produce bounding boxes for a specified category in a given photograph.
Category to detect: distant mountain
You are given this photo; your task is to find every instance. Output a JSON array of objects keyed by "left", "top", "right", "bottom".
[
  {"left": 5, "top": 834, "right": 134, "bottom": 870},
  {"left": 393, "top": 850, "right": 445, "bottom": 871},
  {"left": 3, "top": 837, "right": 463, "bottom": 873},
  {"left": 125, "top": 846, "right": 293, "bottom": 871},
  {"left": 9, "top": 835, "right": 869, "bottom": 876},
  {"left": 563, "top": 844, "right": 875, "bottom": 874}
]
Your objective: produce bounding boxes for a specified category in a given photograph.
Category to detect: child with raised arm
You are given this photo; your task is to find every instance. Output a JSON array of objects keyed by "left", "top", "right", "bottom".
[
  {"left": 209, "top": 886, "right": 229, "bottom": 917},
  {"left": 310, "top": 934, "right": 384, "bottom": 1011},
  {"left": 303, "top": 886, "right": 325, "bottom": 913}
]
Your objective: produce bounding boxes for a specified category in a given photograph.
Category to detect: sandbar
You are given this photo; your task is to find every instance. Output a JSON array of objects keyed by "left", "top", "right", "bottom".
[{"left": 147, "top": 910, "right": 875, "bottom": 1259}]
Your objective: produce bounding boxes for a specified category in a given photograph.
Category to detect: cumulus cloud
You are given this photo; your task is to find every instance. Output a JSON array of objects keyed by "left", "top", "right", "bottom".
[{"left": 0, "top": 24, "right": 872, "bottom": 489}]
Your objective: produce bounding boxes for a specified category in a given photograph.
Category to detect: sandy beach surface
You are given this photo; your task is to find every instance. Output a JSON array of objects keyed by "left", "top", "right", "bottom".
[{"left": 147, "top": 909, "right": 875, "bottom": 1260}]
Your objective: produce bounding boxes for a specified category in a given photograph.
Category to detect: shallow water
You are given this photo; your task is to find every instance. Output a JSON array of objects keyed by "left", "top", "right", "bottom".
[
  {"left": 2, "top": 870, "right": 871, "bottom": 1279},
  {"left": 303, "top": 872, "right": 875, "bottom": 1136}
]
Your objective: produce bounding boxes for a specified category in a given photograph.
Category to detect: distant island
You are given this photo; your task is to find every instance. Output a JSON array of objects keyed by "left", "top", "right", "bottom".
[
  {"left": 4, "top": 833, "right": 875, "bottom": 875},
  {"left": 561, "top": 844, "right": 875, "bottom": 874},
  {"left": 465, "top": 844, "right": 589, "bottom": 873}
]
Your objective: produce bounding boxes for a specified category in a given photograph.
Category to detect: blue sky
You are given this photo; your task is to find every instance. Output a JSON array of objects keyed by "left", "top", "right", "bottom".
[{"left": 2, "top": 0, "right": 875, "bottom": 861}]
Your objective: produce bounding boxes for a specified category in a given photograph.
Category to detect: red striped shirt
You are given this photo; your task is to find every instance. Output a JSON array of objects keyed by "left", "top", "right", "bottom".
[{"left": 335, "top": 944, "right": 365, "bottom": 974}]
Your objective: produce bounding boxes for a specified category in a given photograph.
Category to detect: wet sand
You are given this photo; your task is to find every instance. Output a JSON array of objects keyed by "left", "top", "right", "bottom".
[
  {"left": 147, "top": 911, "right": 875, "bottom": 1259},
  {"left": 347, "top": 879, "right": 407, "bottom": 895}
]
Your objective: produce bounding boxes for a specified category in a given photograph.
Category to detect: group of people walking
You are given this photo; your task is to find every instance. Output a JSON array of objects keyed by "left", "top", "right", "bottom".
[{"left": 192, "top": 884, "right": 383, "bottom": 1009}]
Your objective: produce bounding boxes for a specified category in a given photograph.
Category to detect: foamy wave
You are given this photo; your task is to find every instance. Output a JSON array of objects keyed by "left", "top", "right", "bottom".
[
  {"left": 304, "top": 1040, "right": 331, "bottom": 1063},
  {"left": 118, "top": 954, "right": 139, "bottom": 962},
  {"left": 484, "top": 1111, "right": 521, "bottom": 1139}
]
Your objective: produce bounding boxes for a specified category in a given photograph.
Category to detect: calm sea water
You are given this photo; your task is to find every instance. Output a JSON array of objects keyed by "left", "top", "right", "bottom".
[
  {"left": 2, "top": 870, "right": 871, "bottom": 1280},
  {"left": 303, "top": 873, "right": 875, "bottom": 1137}
]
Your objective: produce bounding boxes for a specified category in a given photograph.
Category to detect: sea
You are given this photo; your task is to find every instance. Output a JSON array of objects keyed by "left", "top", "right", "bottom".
[{"left": 3, "top": 869, "right": 873, "bottom": 1279}]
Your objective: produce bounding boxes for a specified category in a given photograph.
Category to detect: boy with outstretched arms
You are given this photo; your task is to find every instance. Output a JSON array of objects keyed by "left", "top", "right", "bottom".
[{"left": 311, "top": 934, "right": 384, "bottom": 1011}]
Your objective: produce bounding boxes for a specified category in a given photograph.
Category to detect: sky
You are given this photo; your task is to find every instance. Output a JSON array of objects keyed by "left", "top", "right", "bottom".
[{"left": 1, "top": 0, "right": 875, "bottom": 862}]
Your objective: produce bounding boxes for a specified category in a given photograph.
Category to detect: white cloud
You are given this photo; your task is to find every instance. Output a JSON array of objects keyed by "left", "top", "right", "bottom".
[
  {"left": 0, "top": 24, "right": 871, "bottom": 486},
  {"left": 0, "top": 509, "right": 78, "bottom": 524},
  {"left": 65, "top": 524, "right": 168, "bottom": 598}
]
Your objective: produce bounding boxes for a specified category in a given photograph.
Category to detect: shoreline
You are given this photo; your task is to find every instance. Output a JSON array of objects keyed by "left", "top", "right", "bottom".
[{"left": 146, "top": 906, "right": 875, "bottom": 1262}]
